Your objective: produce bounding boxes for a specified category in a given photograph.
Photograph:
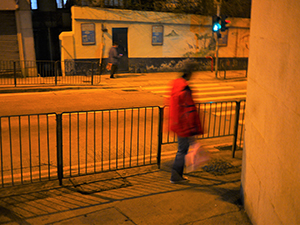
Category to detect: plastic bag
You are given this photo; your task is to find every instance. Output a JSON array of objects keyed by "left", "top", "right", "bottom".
[
  {"left": 106, "top": 63, "right": 112, "bottom": 71},
  {"left": 185, "top": 142, "right": 210, "bottom": 173}
]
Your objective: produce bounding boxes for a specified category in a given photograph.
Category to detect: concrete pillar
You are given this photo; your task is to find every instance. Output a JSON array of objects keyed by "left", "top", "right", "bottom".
[{"left": 242, "top": 0, "right": 300, "bottom": 224}]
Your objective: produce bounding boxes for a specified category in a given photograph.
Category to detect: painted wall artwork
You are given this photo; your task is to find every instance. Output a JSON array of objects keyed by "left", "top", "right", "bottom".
[{"left": 184, "top": 33, "right": 216, "bottom": 57}]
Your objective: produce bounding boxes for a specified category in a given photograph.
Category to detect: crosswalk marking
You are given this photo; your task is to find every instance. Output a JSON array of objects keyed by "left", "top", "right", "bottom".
[
  {"left": 195, "top": 95, "right": 247, "bottom": 102},
  {"left": 163, "top": 90, "right": 246, "bottom": 98},
  {"left": 144, "top": 80, "right": 247, "bottom": 103},
  {"left": 163, "top": 95, "right": 246, "bottom": 102},
  {"left": 142, "top": 83, "right": 221, "bottom": 90},
  {"left": 190, "top": 83, "right": 221, "bottom": 87},
  {"left": 152, "top": 86, "right": 234, "bottom": 94},
  {"left": 193, "top": 90, "right": 246, "bottom": 96}
]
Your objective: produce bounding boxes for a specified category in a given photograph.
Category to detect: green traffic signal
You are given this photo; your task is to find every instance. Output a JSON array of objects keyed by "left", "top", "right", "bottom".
[
  {"left": 212, "top": 15, "right": 221, "bottom": 32},
  {"left": 213, "top": 23, "right": 221, "bottom": 32}
]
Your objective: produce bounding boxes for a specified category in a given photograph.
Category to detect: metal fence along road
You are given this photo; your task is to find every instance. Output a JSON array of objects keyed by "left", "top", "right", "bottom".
[
  {"left": 0, "top": 60, "right": 247, "bottom": 86},
  {"left": 0, "top": 60, "right": 102, "bottom": 86},
  {"left": 0, "top": 101, "right": 245, "bottom": 188},
  {"left": 59, "top": 107, "right": 160, "bottom": 180},
  {"left": 0, "top": 113, "right": 57, "bottom": 187},
  {"left": 218, "top": 58, "right": 248, "bottom": 79}
]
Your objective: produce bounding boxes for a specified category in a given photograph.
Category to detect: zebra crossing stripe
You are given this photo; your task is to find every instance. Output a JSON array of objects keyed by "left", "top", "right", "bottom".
[
  {"left": 142, "top": 83, "right": 220, "bottom": 90},
  {"left": 195, "top": 95, "right": 247, "bottom": 102},
  {"left": 193, "top": 90, "right": 247, "bottom": 96},
  {"left": 152, "top": 86, "right": 234, "bottom": 94}
]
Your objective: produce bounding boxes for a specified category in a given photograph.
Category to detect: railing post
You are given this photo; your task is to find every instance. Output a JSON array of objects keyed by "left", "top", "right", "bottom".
[
  {"left": 55, "top": 61, "right": 58, "bottom": 86},
  {"left": 99, "top": 61, "right": 101, "bottom": 84},
  {"left": 56, "top": 113, "right": 63, "bottom": 185},
  {"left": 157, "top": 107, "right": 164, "bottom": 169},
  {"left": 205, "top": 56, "right": 214, "bottom": 72},
  {"left": 13, "top": 61, "right": 17, "bottom": 87},
  {"left": 91, "top": 62, "right": 94, "bottom": 85},
  {"left": 232, "top": 101, "right": 241, "bottom": 158}
]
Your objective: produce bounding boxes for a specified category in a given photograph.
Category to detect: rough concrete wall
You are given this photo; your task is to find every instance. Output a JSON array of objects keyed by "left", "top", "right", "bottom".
[{"left": 242, "top": 0, "right": 300, "bottom": 224}]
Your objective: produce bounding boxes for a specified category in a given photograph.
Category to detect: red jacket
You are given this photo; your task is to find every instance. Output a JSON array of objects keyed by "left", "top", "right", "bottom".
[{"left": 168, "top": 78, "right": 203, "bottom": 137}]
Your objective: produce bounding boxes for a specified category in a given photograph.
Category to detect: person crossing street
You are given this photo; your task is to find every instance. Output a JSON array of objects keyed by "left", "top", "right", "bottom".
[{"left": 108, "top": 42, "right": 123, "bottom": 78}]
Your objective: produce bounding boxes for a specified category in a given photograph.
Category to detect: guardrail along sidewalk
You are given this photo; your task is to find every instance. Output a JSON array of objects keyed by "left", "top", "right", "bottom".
[{"left": 0, "top": 100, "right": 245, "bottom": 188}]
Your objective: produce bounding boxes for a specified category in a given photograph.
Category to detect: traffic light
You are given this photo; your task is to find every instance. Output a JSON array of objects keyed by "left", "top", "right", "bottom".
[
  {"left": 221, "top": 16, "right": 231, "bottom": 31},
  {"left": 212, "top": 15, "right": 221, "bottom": 32}
]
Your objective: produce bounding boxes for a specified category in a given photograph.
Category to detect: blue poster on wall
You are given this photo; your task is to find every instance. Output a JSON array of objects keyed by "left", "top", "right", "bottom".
[
  {"left": 81, "top": 23, "right": 95, "bottom": 45},
  {"left": 152, "top": 25, "right": 164, "bottom": 45}
]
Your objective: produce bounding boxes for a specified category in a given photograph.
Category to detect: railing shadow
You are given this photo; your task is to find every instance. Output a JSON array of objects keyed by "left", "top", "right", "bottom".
[{"left": 0, "top": 160, "right": 242, "bottom": 224}]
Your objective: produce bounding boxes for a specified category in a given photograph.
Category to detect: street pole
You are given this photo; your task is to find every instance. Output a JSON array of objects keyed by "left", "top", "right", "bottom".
[{"left": 215, "top": 2, "right": 221, "bottom": 78}]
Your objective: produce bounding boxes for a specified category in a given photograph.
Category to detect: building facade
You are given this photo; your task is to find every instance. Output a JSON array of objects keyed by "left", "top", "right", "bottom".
[{"left": 59, "top": 6, "right": 250, "bottom": 75}]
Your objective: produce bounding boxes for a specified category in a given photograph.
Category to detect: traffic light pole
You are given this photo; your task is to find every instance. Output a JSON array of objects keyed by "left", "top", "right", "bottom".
[
  {"left": 215, "top": 33, "right": 219, "bottom": 78},
  {"left": 215, "top": 2, "right": 221, "bottom": 78}
]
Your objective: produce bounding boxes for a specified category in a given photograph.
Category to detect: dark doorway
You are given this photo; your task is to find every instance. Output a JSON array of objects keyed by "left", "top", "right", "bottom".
[{"left": 112, "top": 28, "right": 128, "bottom": 72}]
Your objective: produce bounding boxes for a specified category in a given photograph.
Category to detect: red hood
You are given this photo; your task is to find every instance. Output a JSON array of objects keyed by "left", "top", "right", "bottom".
[
  {"left": 171, "top": 78, "right": 189, "bottom": 93},
  {"left": 164, "top": 78, "right": 188, "bottom": 107}
]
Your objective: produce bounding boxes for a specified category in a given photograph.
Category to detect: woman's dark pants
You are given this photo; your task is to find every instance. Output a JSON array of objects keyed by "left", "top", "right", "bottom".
[{"left": 170, "top": 136, "right": 192, "bottom": 181}]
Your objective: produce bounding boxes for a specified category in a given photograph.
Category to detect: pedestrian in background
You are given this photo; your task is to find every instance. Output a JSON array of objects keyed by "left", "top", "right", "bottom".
[
  {"left": 108, "top": 42, "right": 122, "bottom": 78},
  {"left": 167, "top": 62, "right": 203, "bottom": 184}
]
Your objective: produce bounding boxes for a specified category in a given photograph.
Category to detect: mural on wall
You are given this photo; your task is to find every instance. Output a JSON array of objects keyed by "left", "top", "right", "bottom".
[
  {"left": 183, "top": 33, "right": 216, "bottom": 57},
  {"left": 134, "top": 28, "right": 218, "bottom": 73},
  {"left": 165, "top": 30, "right": 179, "bottom": 38},
  {"left": 162, "top": 26, "right": 216, "bottom": 58},
  {"left": 239, "top": 33, "right": 250, "bottom": 56},
  {"left": 130, "top": 56, "right": 248, "bottom": 73},
  {"left": 144, "top": 58, "right": 211, "bottom": 72},
  {"left": 218, "top": 30, "right": 228, "bottom": 47}
]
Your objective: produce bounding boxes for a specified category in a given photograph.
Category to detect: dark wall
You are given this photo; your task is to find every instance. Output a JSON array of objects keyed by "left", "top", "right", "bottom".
[
  {"left": 32, "top": 5, "right": 72, "bottom": 61},
  {"left": 0, "top": 11, "right": 19, "bottom": 61}
]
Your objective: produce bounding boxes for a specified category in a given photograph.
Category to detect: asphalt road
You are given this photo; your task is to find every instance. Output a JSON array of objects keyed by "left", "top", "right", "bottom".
[
  {"left": 0, "top": 88, "right": 165, "bottom": 116},
  {"left": 0, "top": 79, "right": 247, "bottom": 116}
]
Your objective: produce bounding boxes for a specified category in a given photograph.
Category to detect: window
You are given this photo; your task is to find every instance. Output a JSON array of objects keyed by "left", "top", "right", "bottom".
[
  {"left": 105, "top": 0, "right": 124, "bottom": 7},
  {"left": 57, "top": 0, "right": 68, "bottom": 8},
  {"left": 31, "top": 0, "right": 37, "bottom": 10},
  {"left": 30, "top": 0, "right": 68, "bottom": 9}
]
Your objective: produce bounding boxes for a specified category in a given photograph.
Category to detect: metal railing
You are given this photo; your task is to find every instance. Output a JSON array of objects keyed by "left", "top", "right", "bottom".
[
  {"left": 0, "top": 101, "right": 245, "bottom": 188},
  {"left": 0, "top": 113, "right": 58, "bottom": 187},
  {"left": 59, "top": 107, "right": 160, "bottom": 183},
  {"left": 162, "top": 100, "right": 245, "bottom": 157},
  {"left": 0, "top": 59, "right": 249, "bottom": 86},
  {"left": 218, "top": 58, "right": 248, "bottom": 79},
  {"left": 0, "top": 60, "right": 102, "bottom": 86},
  {"left": 162, "top": 101, "right": 242, "bottom": 142}
]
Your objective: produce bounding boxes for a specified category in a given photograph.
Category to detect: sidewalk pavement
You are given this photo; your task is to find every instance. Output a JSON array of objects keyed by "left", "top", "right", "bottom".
[
  {"left": 0, "top": 138, "right": 252, "bottom": 225},
  {"left": 0, "top": 70, "right": 247, "bottom": 94}
]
